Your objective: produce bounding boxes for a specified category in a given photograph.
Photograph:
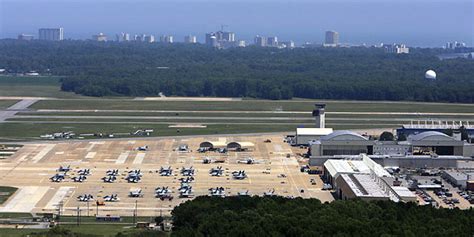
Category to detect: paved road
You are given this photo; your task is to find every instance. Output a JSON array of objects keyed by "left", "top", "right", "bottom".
[{"left": 0, "top": 99, "right": 38, "bottom": 122}]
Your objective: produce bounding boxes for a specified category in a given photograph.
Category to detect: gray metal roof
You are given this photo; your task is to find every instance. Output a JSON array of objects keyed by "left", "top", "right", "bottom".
[
  {"left": 321, "top": 130, "right": 368, "bottom": 141},
  {"left": 408, "top": 131, "right": 453, "bottom": 141}
]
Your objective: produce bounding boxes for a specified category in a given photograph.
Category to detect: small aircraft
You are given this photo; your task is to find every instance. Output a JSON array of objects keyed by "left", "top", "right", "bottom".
[
  {"left": 180, "top": 166, "right": 195, "bottom": 176},
  {"left": 209, "top": 187, "right": 226, "bottom": 197},
  {"left": 179, "top": 186, "right": 194, "bottom": 198},
  {"left": 202, "top": 157, "right": 225, "bottom": 164},
  {"left": 58, "top": 165, "right": 71, "bottom": 172},
  {"left": 177, "top": 144, "right": 189, "bottom": 152},
  {"left": 102, "top": 175, "right": 117, "bottom": 183},
  {"left": 264, "top": 189, "right": 276, "bottom": 197},
  {"left": 136, "top": 145, "right": 149, "bottom": 151},
  {"left": 237, "top": 157, "right": 262, "bottom": 165},
  {"left": 232, "top": 170, "right": 247, "bottom": 180},
  {"left": 78, "top": 169, "right": 91, "bottom": 176},
  {"left": 106, "top": 169, "right": 119, "bottom": 176},
  {"left": 217, "top": 148, "right": 227, "bottom": 154},
  {"left": 179, "top": 176, "right": 194, "bottom": 184},
  {"left": 126, "top": 175, "right": 141, "bottom": 183},
  {"left": 103, "top": 194, "right": 120, "bottom": 202},
  {"left": 159, "top": 166, "right": 173, "bottom": 176},
  {"left": 129, "top": 188, "right": 143, "bottom": 198},
  {"left": 238, "top": 190, "right": 250, "bottom": 196},
  {"left": 155, "top": 187, "right": 173, "bottom": 200},
  {"left": 197, "top": 147, "right": 209, "bottom": 153},
  {"left": 77, "top": 194, "right": 94, "bottom": 202},
  {"left": 50, "top": 173, "right": 65, "bottom": 182},
  {"left": 209, "top": 166, "right": 224, "bottom": 177},
  {"left": 72, "top": 175, "right": 87, "bottom": 183}
]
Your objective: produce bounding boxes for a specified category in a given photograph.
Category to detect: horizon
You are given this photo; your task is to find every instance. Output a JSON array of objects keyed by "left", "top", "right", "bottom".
[{"left": 0, "top": 0, "right": 473, "bottom": 47}]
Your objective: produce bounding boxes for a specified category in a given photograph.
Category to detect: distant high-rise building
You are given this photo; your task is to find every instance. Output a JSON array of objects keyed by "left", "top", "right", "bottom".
[
  {"left": 18, "top": 34, "right": 34, "bottom": 41},
  {"left": 254, "top": 35, "right": 266, "bottom": 47},
  {"left": 184, "top": 35, "right": 197, "bottom": 44},
  {"left": 160, "top": 35, "right": 173, "bottom": 43},
  {"left": 267, "top": 36, "right": 278, "bottom": 47},
  {"left": 92, "top": 33, "right": 107, "bottom": 42},
  {"left": 324, "top": 31, "right": 339, "bottom": 47},
  {"left": 144, "top": 35, "right": 155, "bottom": 43},
  {"left": 116, "top": 32, "right": 130, "bottom": 42},
  {"left": 383, "top": 44, "right": 409, "bottom": 54},
  {"left": 205, "top": 30, "right": 236, "bottom": 48},
  {"left": 38, "top": 28, "right": 64, "bottom": 41},
  {"left": 446, "top": 41, "right": 466, "bottom": 49},
  {"left": 237, "top": 40, "right": 246, "bottom": 47},
  {"left": 281, "top": 40, "right": 295, "bottom": 48}
]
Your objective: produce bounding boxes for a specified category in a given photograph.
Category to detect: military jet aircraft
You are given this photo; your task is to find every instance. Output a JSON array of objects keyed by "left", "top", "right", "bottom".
[
  {"left": 106, "top": 169, "right": 119, "bottom": 176},
  {"left": 136, "top": 145, "right": 148, "bottom": 151},
  {"left": 159, "top": 166, "right": 173, "bottom": 176},
  {"left": 180, "top": 166, "right": 195, "bottom": 176},
  {"left": 77, "top": 194, "right": 94, "bottom": 202},
  {"left": 209, "top": 166, "right": 224, "bottom": 177},
  {"left": 264, "top": 189, "right": 276, "bottom": 197},
  {"left": 102, "top": 175, "right": 117, "bottom": 183},
  {"left": 179, "top": 186, "right": 194, "bottom": 198},
  {"left": 78, "top": 169, "right": 91, "bottom": 176},
  {"left": 155, "top": 187, "right": 173, "bottom": 200},
  {"left": 103, "top": 194, "right": 120, "bottom": 202},
  {"left": 238, "top": 190, "right": 250, "bottom": 196},
  {"left": 50, "top": 173, "right": 66, "bottom": 182},
  {"left": 209, "top": 187, "right": 226, "bottom": 197},
  {"left": 72, "top": 175, "right": 87, "bottom": 183},
  {"left": 237, "top": 157, "right": 262, "bottom": 165},
  {"left": 58, "top": 165, "right": 71, "bottom": 172},
  {"left": 232, "top": 170, "right": 247, "bottom": 180},
  {"left": 179, "top": 177, "right": 194, "bottom": 184},
  {"left": 129, "top": 188, "right": 143, "bottom": 198}
]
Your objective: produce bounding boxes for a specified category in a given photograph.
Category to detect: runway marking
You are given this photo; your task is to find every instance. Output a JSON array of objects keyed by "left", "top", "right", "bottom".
[
  {"left": 85, "top": 152, "right": 96, "bottom": 159},
  {"left": 31, "top": 144, "right": 56, "bottom": 163},
  {"left": 133, "top": 153, "right": 146, "bottom": 165},
  {"left": 115, "top": 151, "right": 130, "bottom": 164},
  {"left": 45, "top": 186, "right": 74, "bottom": 210},
  {"left": 0, "top": 186, "right": 49, "bottom": 212}
]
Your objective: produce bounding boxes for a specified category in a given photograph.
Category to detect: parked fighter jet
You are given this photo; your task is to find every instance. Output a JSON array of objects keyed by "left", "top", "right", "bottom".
[
  {"left": 77, "top": 194, "right": 94, "bottom": 202},
  {"left": 179, "top": 177, "right": 194, "bottom": 184},
  {"left": 102, "top": 175, "right": 117, "bottom": 183},
  {"left": 126, "top": 170, "right": 142, "bottom": 183},
  {"left": 180, "top": 166, "right": 195, "bottom": 176},
  {"left": 237, "top": 157, "right": 262, "bottom": 165},
  {"left": 78, "top": 169, "right": 91, "bottom": 176},
  {"left": 72, "top": 175, "right": 87, "bottom": 183},
  {"left": 232, "top": 170, "right": 247, "bottom": 180},
  {"left": 209, "top": 166, "right": 224, "bottom": 177},
  {"left": 58, "top": 165, "right": 71, "bottom": 172},
  {"left": 202, "top": 157, "right": 225, "bottom": 164},
  {"left": 106, "top": 169, "right": 119, "bottom": 176},
  {"left": 209, "top": 187, "right": 226, "bottom": 197},
  {"left": 264, "top": 189, "right": 276, "bottom": 197},
  {"left": 238, "top": 190, "right": 250, "bottom": 196},
  {"left": 159, "top": 166, "right": 172, "bottom": 176},
  {"left": 179, "top": 186, "right": 194, "bottom": 198},
  {"left": 136, "top": 145, "right": 148, "bottom": 151},
  {"left": 129, "top": 188, "right": 143, "bottom": 198},
  {"left": 50, "top": 173, "right": 65, "bottom": 182},
  {"left": 103, "top": 194, "right": 120, "bottom": 202},
  {"left": 155, "top": 187, "right": 173, "bottom": 200}
]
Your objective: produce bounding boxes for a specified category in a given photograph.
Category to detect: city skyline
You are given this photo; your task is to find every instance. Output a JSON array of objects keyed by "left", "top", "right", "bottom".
[{"left": 1, "top": 0, "right": 472, "bottom": 47}]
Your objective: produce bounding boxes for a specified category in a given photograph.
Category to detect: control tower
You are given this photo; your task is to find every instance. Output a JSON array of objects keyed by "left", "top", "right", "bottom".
[{"left": 312, "top": 104, "right": 326, "bottom": 128}]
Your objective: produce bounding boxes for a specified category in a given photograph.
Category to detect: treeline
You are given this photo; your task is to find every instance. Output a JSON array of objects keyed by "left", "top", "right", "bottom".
[
  {"left": 172, "top": 196, "right": 474, "bottom": 237},
  {"left": 1, "top": 40, "right": 474, "bottom": 102}
]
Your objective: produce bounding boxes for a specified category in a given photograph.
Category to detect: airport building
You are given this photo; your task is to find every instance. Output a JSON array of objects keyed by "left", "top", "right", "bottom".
[
  {"left": 323, "top": 155, "right": 417, "bottom": 202},
  {"left": 38, "top": 28, "right": 64, "bottom": 41},
  {"left": 397, "top": 120, "right": 474, "bottom": 142}
]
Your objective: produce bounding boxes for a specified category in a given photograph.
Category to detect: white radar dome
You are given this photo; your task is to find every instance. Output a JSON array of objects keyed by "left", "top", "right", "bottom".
[{"left": 425, "top": 70, "right": 437, "bottom": 80}]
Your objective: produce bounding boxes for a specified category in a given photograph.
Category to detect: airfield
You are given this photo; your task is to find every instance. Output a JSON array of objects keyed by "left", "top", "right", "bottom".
[{"left": 0, "top": 134, "right": 332, "bottom": 216}]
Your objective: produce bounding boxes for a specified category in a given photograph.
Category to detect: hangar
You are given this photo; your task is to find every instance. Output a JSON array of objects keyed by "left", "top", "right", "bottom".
[
  {"left": 226, "top": 141, "right": 255, "bottom": 151},
  {"left": 199, "top": 141, "right": 227, "bottom": 150},
  {"left": 295, "top": 128, "right": 333, "bottom": 146},
  {"left": 310, "top": 130, "right": 374, "bottom": 156}
]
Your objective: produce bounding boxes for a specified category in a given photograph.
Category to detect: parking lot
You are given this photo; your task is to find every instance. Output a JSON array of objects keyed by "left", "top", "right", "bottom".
[{"left": 0, "top": 134, "right": 333, "bottom": 216}]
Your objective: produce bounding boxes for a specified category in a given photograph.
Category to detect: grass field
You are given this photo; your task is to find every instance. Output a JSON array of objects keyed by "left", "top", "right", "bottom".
[
  {"left": 0, "top": 186, "right": 18, "bottom": 204},
  {"left": 30, "top": 99, "right": 474, "bottom": 113},
  {"left": 0, "top": 100, "right": 18, "bottom": 109},
  {"left": 0, "top": 76, "right": 84, "bottom": 98}
]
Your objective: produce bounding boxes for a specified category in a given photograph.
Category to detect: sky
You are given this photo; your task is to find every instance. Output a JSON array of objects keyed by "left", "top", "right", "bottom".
[{"left": 0, "top": 0, "right": 473, "bottom": 47}]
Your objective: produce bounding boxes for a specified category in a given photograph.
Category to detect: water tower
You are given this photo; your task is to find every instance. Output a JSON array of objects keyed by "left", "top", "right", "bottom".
[{"left": 312, "top": 104, "right": 326, "bottom": 128}]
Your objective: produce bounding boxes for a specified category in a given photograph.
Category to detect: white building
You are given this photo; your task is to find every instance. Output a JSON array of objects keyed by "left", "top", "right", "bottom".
[
  {"left": 160, "top": 35, "right": 173, "bottom": 43},
  {"left": 92, "top": 33, "right": 107, "bottom": 42},
  {"left": 184, "top": 35, "right": 197, "bottom": 44},
  {"left": 384, "top": 44, "right": 409, "bottom": 54},
  {"left": 38, "top": 28, "right": 64, "bottom": 41}
]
